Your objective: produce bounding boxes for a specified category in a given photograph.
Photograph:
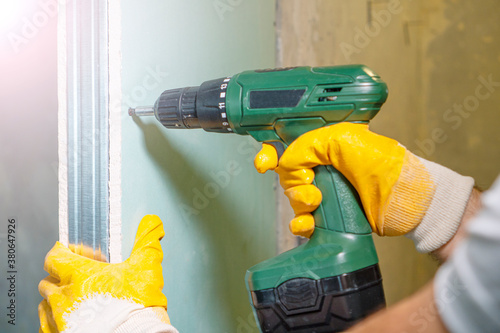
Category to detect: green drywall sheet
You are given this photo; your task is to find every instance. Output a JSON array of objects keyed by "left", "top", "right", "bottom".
[{"left": 121, "top": 1, "right": 277, "bottom": 332}]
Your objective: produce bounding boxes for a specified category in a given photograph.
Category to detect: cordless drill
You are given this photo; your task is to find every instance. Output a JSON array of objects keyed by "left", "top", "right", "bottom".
[{"left": 129, "top": 65, "right": 388, "bottom": 332}]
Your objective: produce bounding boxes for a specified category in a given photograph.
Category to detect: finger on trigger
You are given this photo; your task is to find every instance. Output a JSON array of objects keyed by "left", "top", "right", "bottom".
[
  {"left": 289, "top": 214, "right": 315, "bottom": 238},
  {"left": 276, "top": 167, "right": 315, "bottom": 189},
  {"left": 277, "top": 128, "right": 332, "bottom": 170},
  {"left": 254, "top": 143, "right": 278, "bottom": 173},
  {"left": 284, "top": 185, "right": 322, "bottom": 215}
]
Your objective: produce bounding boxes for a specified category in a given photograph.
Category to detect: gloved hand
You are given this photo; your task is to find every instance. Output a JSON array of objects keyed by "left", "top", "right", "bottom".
[
  {"left": 38, "top": 215, "right": 178, "bottom": 333},
  {"left": 255, "top": 123, "right": 474, "bottom": 252}
]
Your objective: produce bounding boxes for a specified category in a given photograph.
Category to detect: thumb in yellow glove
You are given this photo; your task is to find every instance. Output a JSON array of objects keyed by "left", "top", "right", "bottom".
[
  {"left": 38, "top": 215, "right": 178, "bottom": 333},
  {"left": 255, "top": 123, "right": 474, "bottom": 253}
]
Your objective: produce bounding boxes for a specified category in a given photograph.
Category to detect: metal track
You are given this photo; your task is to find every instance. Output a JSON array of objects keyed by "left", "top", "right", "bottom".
[{"left": 65, "top": 0, "right": 110, "bottom": 261}]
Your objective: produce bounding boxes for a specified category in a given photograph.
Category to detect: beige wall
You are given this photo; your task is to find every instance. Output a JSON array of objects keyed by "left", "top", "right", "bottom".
[{"left": 277, "top": 0, "right": 500, "bottom": 305}]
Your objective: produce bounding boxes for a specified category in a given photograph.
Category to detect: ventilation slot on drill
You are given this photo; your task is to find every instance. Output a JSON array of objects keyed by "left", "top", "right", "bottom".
[
  {"left": 318, "top": 87, "right": 342, "bottom": 102},
  {"left": 324, "top": 87, "right": 342, "bottom": 93}
]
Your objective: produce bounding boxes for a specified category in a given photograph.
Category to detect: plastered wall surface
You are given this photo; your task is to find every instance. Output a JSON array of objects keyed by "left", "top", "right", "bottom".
[
  {"left": 120, "top": 1, "right": 276, "bottom": 332},
  {"left": 0, "top": 1, "right": 59, "bottom": 331},
  {"left": 277, "top": 0, "right": 500, "bottom": 305}
]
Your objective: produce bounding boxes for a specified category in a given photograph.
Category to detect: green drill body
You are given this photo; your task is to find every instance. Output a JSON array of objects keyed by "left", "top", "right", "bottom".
[{"left": 130, "top": 65, "right": 389, "bottom": 332}]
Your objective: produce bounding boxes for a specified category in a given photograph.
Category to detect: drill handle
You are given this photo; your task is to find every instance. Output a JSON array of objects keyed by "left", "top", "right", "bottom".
[
  {"left": 265, "top": 138, "right": 371, "bottom": 235},
  {"left": 312, "top": 165, "right": 371, "bottom": 234}
]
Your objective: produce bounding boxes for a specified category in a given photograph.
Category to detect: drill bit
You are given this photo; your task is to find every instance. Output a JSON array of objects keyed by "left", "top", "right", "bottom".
[{"left": 128, "top": 106, "right": 155, "bottom": 117}]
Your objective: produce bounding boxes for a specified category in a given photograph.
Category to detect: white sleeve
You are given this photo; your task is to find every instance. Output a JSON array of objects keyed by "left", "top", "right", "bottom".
[{"left": 434, "top": 175, "right": 500, "bottom": 333}]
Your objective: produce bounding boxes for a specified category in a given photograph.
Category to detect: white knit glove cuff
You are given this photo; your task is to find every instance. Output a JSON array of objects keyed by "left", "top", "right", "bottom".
[
  {"left": 115, "top": 307, "right": 178, "bottom": 333},
  {"left": 61, "top": 293, "right": 178, "bottom": 333},
  {"left": 405, "top": 157, "right": 474, "bottom": 253}
]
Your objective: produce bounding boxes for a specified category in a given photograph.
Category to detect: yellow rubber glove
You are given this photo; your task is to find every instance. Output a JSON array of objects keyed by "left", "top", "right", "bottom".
[
  {"left": 38, "top": 215, "right": 177, "bottom": 333},
  {"left": 255, "top": 123, "right": 474, "bottom": 247}
]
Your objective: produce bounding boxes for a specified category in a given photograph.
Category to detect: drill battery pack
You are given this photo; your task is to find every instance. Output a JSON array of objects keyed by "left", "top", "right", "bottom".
[{"left": 251, "top": 265, "right": 385, "bottom": 332}]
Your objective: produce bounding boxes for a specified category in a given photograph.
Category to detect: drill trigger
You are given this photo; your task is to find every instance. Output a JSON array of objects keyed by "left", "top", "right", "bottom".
[{"left": 269, "top": 141, "right": 285, "bottom": 158}]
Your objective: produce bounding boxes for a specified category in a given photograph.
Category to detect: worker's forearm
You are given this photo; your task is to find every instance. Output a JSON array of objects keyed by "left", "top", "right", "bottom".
[
  {"left": 432, "top": 188, "right": 482, "bottom": 262},
  {"left": 347, "top": 282, "right": 448, "bottom": 333}
]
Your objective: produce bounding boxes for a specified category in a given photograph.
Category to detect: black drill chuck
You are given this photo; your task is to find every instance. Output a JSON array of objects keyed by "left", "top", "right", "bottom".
[
  {"left": 130, "top": 77, "right": 232, "bottom": 133},
  {"left": 155, "top": 86, "right": 200, "bottom": 129}
]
